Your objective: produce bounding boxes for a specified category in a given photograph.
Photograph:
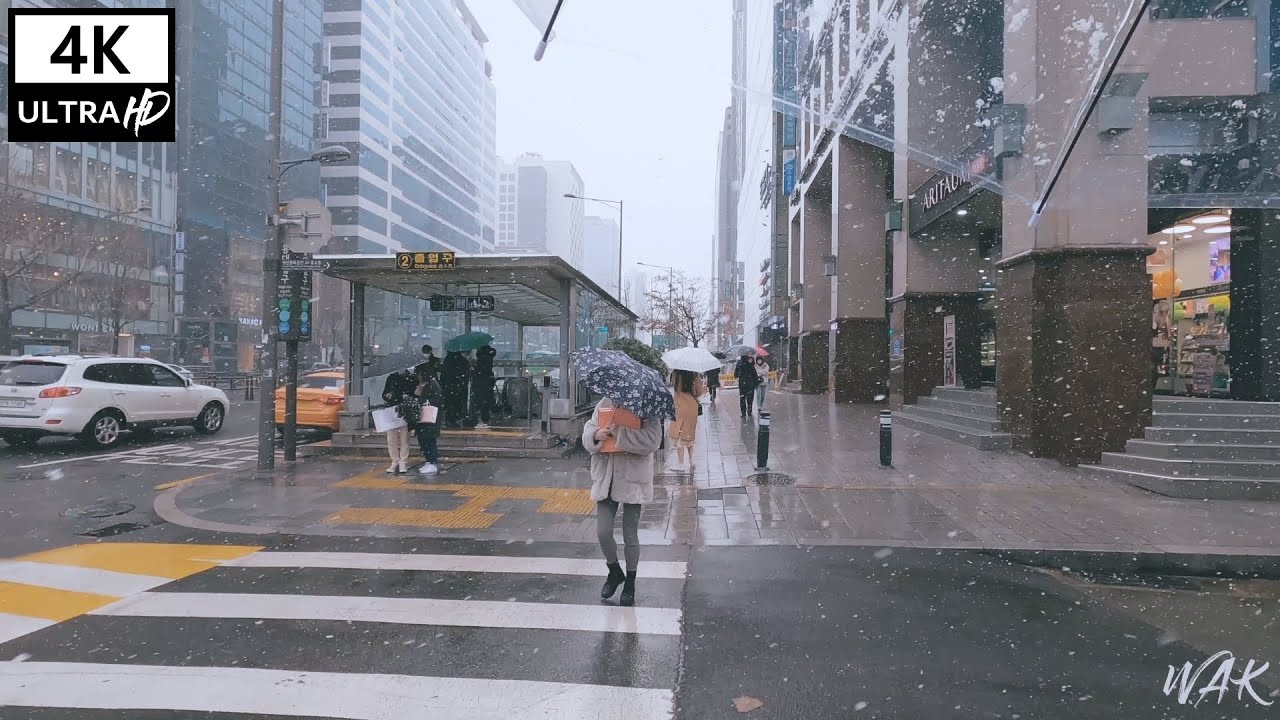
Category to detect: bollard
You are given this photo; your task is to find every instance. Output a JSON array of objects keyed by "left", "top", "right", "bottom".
[
  {"left": 879, "top": 410, "right": 892, "bottom": 467},
  {"left": 755, "top": 411, "right": 771, "bottom": 470}
]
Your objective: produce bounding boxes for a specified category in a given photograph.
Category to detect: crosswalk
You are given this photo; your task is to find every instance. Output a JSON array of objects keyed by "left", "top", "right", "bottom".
[{"left": 0, "top": 543, "right": 688, "bottom": 719}]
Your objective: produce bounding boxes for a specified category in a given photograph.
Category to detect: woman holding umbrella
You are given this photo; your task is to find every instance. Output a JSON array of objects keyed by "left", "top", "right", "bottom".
[
  {"left": 734, "top": 352, "right": 761, "bottom": 418},
  {"left": 575, "top": 348, "right": 672, "bottom": 607}
]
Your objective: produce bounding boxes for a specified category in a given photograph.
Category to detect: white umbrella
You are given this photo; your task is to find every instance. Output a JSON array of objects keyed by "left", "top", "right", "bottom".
[{"left": 662, "top": 347, "right": 722, "bottom": 373}]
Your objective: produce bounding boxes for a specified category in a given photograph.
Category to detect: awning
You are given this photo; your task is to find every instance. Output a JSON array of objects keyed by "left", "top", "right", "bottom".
[{"left": 316, "top": 253, "right": 636, "bottom": 328}]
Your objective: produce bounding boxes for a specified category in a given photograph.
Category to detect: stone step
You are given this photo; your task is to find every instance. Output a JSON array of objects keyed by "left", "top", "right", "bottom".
[
  {"left": 1153, "top": 397, "right": 1280, "bottom": 416},
  {"left": 931, "top": 386, "right": 998, "bottom": 406},
  {"left": 898, "top": 404, "right": 1005, "bottom": 433},
  {"left": 1083, "top": 464, "right": 1280, "bottom": 502},
  {"left": 300, "top": 441, "right": 573, "bottom": 461},
  {"left": 1153, "top": 412, "right": 1280, "bottom": 430},
  {"left": 894, "top": 410, "right": 1013, "bottom": 451},
  {"left": 1099, "top": 451, "right": 1280, "bottom": 479},
  {"left": 1143, "top": 426, "right": 1280, "bottom": 445},
  {"left": 1124, "top": 439, "right": 1280, "bottom": 462},
  {"left": 331, "top": 430, "right": 554, "bottom": 450},
  {"left": 917, "top": 396, "right": 1000, "bottom": 420}
]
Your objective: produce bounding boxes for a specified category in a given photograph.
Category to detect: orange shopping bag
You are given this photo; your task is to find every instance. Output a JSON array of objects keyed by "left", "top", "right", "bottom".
[{"left": 597, "top": 407, "right": 642, "bottom": 453}]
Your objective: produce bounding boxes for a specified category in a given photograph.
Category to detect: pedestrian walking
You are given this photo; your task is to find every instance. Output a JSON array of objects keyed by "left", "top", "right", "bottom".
[
  {"left": 440, "top": 350, "right": 470, "bottom": 428},
  {"left": 379, "top": 369, "right": 419, "bottom": 474},
  {"left": 414, "top": 367, "right": 444, "bottom": 475},
  {"left": 734, "top": 353, "right": 761, "bottom": 418},
  {"left": 472, "top": 344, "right": 496, "bottom": 429},
  {"left": 583, "top": 397, "right": 664, "bottom": 607},
  {"left": 704, "top": 367, "right": 720, "bottom": 405},
  {"left": 667, "top": 369, "right": 704, "bottom": 472},
  {"left": 753, "top": 355, "right": 771, "bottom": 411}
]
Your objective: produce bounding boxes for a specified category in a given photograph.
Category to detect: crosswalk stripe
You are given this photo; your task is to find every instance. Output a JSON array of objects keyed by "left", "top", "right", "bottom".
[
  {"left": 0, "top": 560, "right": 171, "bottom": 597},
  {"left": 0, "top": 662, "right": 675, "bottom": 720},
  {"left": 91, "top": 591, "right": 683, "bottom": 636},
  {"left": 19, "top": 543, "right": 262, "bottom": 578},
  {"left": 0, "top": 581, "right": 120, "bottom": 623},
  {"left": 223, "top": 551, "right": 689, "bottom": 579},
  {"left": 0, "top": 612, "right": 52, "bottom": 646}
]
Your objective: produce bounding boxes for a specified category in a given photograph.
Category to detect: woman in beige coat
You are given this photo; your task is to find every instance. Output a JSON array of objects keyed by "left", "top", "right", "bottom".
[{"left": 582, "top": 397, "right": 664, "bottom": 606}]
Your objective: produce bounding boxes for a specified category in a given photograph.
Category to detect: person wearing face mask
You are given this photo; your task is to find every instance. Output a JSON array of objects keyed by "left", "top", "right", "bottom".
[
  {"left": 752, "top": 354, "right": 771, "bottom": 412},
  {"left": 414, "top": 344, "right": 441, "bottom": 383}
]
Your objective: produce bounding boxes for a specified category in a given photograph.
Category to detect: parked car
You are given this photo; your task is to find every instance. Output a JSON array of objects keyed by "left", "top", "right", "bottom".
[
  {"left": 274, "top": 371, "right": 345, "bottom": 432},
  {"left": 0, "top": 356, "right": 229, "bottom": 449}
]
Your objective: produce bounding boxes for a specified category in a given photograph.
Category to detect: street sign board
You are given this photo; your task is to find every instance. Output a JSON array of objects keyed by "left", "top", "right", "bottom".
[
  {"left": 397, "top": 251, "right": 456, "bottom": 270},
  {"left": 430, "top": 295, "right": 495, "bottom": 312},
  {"left": 282, "top": 251, "right": 329, "bottom": 272},
  {"left": 275, "top": 268, "right": 313, "bottom": 342}
]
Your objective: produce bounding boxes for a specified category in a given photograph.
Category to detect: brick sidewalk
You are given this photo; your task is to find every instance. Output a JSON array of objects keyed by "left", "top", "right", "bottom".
[{"left": 159, "top": 388, "right": 1280, "bottom": 564}]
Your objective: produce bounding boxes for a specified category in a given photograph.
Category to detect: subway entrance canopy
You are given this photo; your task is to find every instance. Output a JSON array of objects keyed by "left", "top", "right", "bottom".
[{"left": 318, "top": 253, "right": 637, "bottom": 405}]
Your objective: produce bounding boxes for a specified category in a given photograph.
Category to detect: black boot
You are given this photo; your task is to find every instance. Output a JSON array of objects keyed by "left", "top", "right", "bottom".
[
  {"left": 601, "top": 562, "right": 625, "bottom": 600},
  {"left": 619, "top": 570, "right": 637, "bottom": 606}
]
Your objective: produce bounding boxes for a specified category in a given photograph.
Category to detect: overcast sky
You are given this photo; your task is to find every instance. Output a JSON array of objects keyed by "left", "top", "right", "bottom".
[{"left": 469, "top": 1, "right": 732, "bottom": 283}]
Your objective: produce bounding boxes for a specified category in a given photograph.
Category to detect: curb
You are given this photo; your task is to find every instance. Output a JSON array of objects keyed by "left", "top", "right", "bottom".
[{"left": 986, "top": 547, "right": 1280, "bottom": 579}]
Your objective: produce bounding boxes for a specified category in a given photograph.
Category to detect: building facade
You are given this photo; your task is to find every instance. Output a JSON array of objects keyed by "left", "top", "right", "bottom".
[
  {"left": 583, "top": 216, "right": 621, "bottom": 299},
  {"left": 0, "top": 0, "right": 178, "bottom": 359},
  {"left": 781, "top": 0, "right": 1280, "bottom": 468},
  {"left": 497, "top": 154, "right": 585, "bottom": 271}
]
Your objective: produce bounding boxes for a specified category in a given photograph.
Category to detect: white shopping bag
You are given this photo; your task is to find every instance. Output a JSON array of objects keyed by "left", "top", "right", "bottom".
[
  {"left": 372, "top": 406, "right": 407, "bottom": 433},
  {"left": 419, "top": 404, "right": 438, "bottom": 424}
]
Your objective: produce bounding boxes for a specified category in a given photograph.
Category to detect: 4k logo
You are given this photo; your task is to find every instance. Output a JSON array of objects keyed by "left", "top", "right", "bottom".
[{"left": 7, "top": 8, "right": 176, "bottom": 142}]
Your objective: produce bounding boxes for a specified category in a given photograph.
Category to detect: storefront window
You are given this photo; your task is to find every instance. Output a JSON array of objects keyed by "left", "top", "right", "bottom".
[{"left": 1148, "top": 210, "right": 1233, "bottom": 396}]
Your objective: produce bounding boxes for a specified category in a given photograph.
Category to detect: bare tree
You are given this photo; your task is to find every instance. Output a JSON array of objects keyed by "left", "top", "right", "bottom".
[
  {"left": 0, "top": 187, "right": 92, "bottom": 353},
  {"left": 640, "top": 271, "right": 717, "bottom": 348},
  {"left": 83, "top": 260, "right": 154, "bottom": 355}
]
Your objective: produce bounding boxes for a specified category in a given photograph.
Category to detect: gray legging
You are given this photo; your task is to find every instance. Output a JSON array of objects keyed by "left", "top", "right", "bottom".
[{"left": 597, "top": 499, "right": 640, "bottom": 571}]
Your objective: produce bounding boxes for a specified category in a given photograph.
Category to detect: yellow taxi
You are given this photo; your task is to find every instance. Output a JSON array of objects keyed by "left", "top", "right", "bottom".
[{"left": 275, "top": 371, "right": 346, "bottom": 431}]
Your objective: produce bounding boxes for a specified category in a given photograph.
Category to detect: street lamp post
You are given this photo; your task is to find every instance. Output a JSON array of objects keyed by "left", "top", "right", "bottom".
[
  {"left": 256, "top": 0, "right": 353, "bottom": 471},
  {"left": 563, "top": 193, "right": 623, "bottom": 300}
]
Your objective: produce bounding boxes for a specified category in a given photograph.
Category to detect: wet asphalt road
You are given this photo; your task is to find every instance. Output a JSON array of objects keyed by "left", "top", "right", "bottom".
[
  {"left": 0, "top": 401, "right": 306, "bottom": 556},
  {"left": 1, "top": 519, "right": 1276, "bottom": 719}
]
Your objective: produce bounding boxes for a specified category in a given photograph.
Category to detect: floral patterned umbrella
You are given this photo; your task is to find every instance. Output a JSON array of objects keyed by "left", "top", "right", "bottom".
[{"left": 571, "top": 348, "right": 675, "bottom": 420}]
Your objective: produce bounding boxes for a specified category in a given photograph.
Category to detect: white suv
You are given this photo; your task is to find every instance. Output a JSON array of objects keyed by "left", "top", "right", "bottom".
[{"left": 0, "top": 356, "right": 230, "bottom": 449}]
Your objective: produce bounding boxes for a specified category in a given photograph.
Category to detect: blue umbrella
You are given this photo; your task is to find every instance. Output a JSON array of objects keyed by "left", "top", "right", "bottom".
[{"left": 571, "top": 348, "right": 675, "bottom": 420}]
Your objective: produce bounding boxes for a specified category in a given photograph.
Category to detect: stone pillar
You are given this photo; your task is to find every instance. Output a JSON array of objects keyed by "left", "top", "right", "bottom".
[
  {"left": 828, "top": 137, "right": 889, "bottom": 402},
  {"left": 890, "top": 293, "right": 983, "bottom": 405},
  {"left": 996, "top": 249, "right": 1152, "bottom": 464},
  {"left": 797, "top": 181, "right": 833, "bottom": 393},
  {"left": 1230, "top": 210, "right": 1280, "bottom": 401}
]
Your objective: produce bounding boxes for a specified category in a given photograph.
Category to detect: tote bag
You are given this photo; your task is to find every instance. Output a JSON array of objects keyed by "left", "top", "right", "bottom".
[
  {"left": 371, "top": 406, "right": 406, "bottom": 433},
  {"left": 419, "top": 403, "right": 439, "bottom": 424}
]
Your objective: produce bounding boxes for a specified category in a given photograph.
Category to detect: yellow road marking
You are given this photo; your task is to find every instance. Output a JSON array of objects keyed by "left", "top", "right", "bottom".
[
  {"left": 154, "top": 473, "right": 215, "bottom": 491},
  {"left": 0, "top": 581, "right": 119, "bottom": 622},
  {"left": 20, "top": 543, "right": 262, "bottom": 579},
  {"left": 325, "top": 477, "right": 595, "bottom": 529}
]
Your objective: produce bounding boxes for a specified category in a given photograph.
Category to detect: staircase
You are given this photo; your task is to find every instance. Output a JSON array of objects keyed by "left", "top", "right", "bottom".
[
  {"left": 895, "top": 387, "right": 1013, "bottom": 451},
  {"left": 301, "top": 426, "right": 572, "bottom": 460},
  {"left": 1085, "top": 397, "right": 1280, "bottom": 500}
]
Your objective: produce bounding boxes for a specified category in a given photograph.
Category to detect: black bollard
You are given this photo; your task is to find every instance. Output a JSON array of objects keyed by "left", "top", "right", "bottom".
[
  {"left": 755, "top": 411, "right": 771, "bottom": 470},
  {"left": 879, "top": 410, "right": 892, "bottom": 467}
]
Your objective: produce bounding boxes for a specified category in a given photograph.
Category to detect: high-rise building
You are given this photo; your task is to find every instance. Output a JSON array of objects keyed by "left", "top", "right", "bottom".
[
  {"left": 173, "top": 0, "right": 325, "bottom": 370},
  {"left": 713, "top": 0, "right": 751, "bottom": 350},
  {"left": 320, "top": 0, "right": 497, "bottom": 256},
  {"left": 0, "top": 0, "right": 178, "bottom": 359},
  {"left": 583, "top": 216, "right": 620, "bottom": 298},
  {"left": 497, "top": 154, "right": 585, "bottom": 270}
]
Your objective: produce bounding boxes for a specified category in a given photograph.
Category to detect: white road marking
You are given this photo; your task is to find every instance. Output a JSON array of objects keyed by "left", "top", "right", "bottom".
[
  {"left": 0, "top": 613, "right": 52, "bottom": 646},
  {"left": 224, "top": 551, "right": 689, "bottom": 579},
  {"left": 0, "top": 561, "right": 171, "bottom": 597},
  {"left": 92, "top": 591, "right": 683, "bottom": 636},
  {"left": 0, "top": 662, "right": 674, "bottom": 720},
  {"left": 16, "top": 436, "right": 271, "bottom": 470}
]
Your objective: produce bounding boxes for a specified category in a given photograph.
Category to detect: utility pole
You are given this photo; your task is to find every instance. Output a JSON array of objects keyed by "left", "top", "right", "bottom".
[{"left": 256, "top": 0, "right": 286, "bottom": 472}]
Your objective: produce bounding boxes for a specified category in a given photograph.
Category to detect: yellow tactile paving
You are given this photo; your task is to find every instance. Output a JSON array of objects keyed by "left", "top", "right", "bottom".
[
  {"left": 19, "top": 543, "right": 262, "bottom": 579},
  {"left": 325, "top": 476, "right": 595, "bottom": 529},
  {"left": 0, "top": 581, "right": 119, "bottom": 622}
]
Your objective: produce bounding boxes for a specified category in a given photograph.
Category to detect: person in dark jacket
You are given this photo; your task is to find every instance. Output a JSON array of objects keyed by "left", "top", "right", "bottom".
[
  {"left": 413, "top": 366, "right": 444, "bottom": 475},
  {"left": 472, "top": 344, "right": 497, "bottom": 429},
  {"left": 380, "top": 369, "right": 418, "bottom": 474},
  {"left": 704, "top": 367, "right": 721, "bottom": 405},
  {"left": 440, "top": 350, "right": 471, "bottom": 428},
  {"left": 734, "top": 354, "right": 760, "bottom": 418},
  {"left": 414, "top": 344, "right": 441, "bottom": 383}
]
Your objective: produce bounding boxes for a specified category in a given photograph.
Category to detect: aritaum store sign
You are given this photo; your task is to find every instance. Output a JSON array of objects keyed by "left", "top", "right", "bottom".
[{"left": 908, "top": 135, "right": 999, "bottom": 234}]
